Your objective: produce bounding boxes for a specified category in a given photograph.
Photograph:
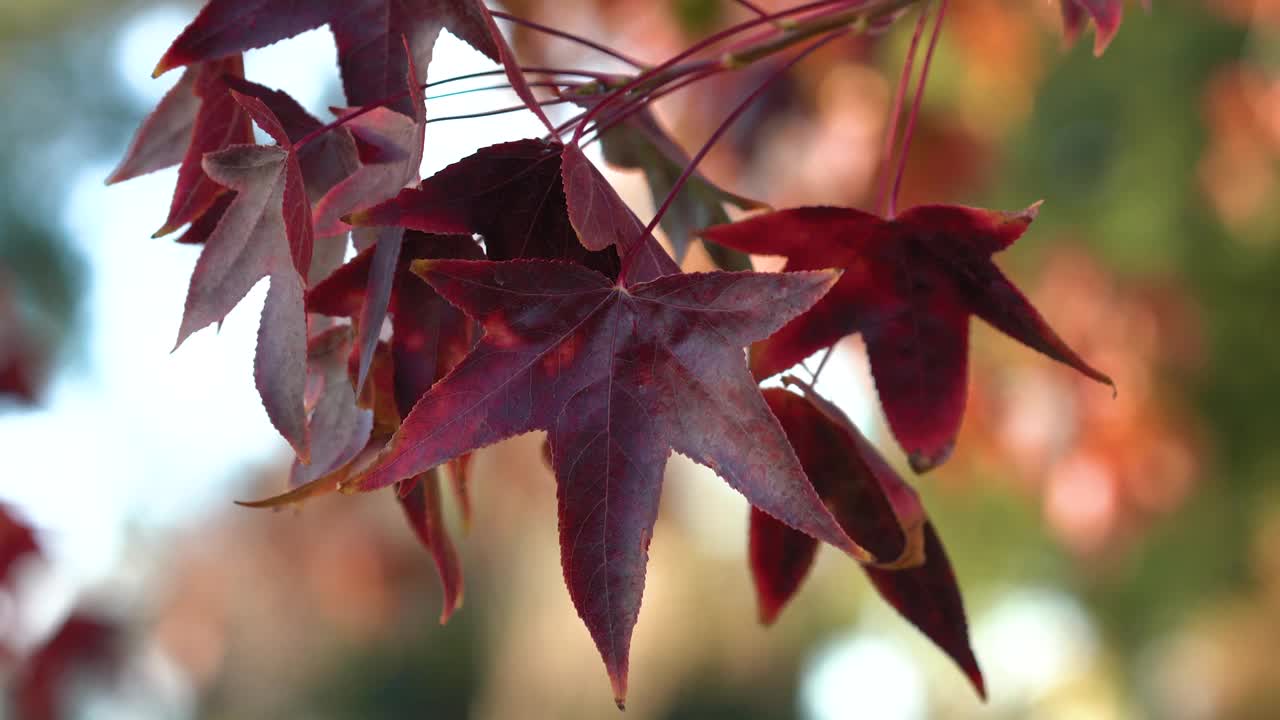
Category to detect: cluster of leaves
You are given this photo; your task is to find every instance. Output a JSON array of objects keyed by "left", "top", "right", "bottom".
[{"left": 108, "top": 0, "right": 1128, "bottom": 708}]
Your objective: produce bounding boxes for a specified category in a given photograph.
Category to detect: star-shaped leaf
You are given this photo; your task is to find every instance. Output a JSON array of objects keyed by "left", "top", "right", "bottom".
[
  {"left": 342, "top": 258, "right": 865, "bottom": 706},
  {"left": 176, "top": 95, "right": 315, "bottom": 458},
  {"left": 750, "top": 379, "right": 984, "bottom": 698},
  {"left": 702, "top": 203, "right": 1112, "bottom": 472},
  {"left": 154, "top": 0, "right": 499, "bottom": 116}
]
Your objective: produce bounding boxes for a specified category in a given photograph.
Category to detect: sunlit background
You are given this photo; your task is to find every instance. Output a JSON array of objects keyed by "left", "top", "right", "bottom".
[{"left": 2, "top": 0, "right": 1279, "bottom": 718}]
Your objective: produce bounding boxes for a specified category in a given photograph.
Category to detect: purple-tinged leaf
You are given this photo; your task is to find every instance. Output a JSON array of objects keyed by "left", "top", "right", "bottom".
[
  {"left": 107, "top": 68, "right": 199, "bottom": 185},
  {"left": 345, "top": 260, "right": 861, "bottom": 705}
]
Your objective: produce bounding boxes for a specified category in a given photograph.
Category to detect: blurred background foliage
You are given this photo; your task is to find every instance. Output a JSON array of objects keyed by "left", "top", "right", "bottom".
[{"left": 3, "top": 0, "right": 1280, "bottom": 718}]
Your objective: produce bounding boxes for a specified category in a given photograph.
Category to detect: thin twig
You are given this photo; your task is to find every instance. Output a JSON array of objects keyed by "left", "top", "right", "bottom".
[
  {"left": 876, "top": 2, "right": 931, "bottom": 217},
  {"left": 810, "top": 348, "right": 835, "bottom": 384},
  {"left": 638, "top": 29, "right": 852, "bottom": 243},
  {"left": 491, "top": 10, "right": 646, "bottom": 69},
  {"left": 888, "top": 0, "right": 948, "bottom": 217},
  {"left": 426, "top": 97, "right": 575, "bottom": 124},
  {"left": 728, "top": 0, "right": 770, "bottom": 18}
]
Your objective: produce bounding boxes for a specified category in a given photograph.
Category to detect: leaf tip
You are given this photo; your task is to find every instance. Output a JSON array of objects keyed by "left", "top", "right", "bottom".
[
  {"left": 152, "top": 222, "right": 181, "bottom": 239},
  {"left": 610, "top": 672, "right": 629, "bottom": 711},
  {"left": 908, "top": 441, "right": 954, "bottom": 474},
  {"left": 969, "top": 667, "right": 988, "bottom": 701},
  {"left": 343, "top": 209, "right": 371, "bottom": 226},
  {"left": 408, "top": 258, "right": 440, "bottom": 280},
  {"left": 757, "top": 602, "right": 782, "bottom": 626}
]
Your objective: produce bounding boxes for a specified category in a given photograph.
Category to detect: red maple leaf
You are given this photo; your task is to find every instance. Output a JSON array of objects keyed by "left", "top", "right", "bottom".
[
  {"left": 109, "top": 57, "right": 255, "bottom": 237},
  {"left": 751, "top": 379, "right": 984, "bottom": 697},
  {"left": 175, "top": 93, "right": 316, "bottom": 459},
  {"left": 702, "top": 203, "right": 1112, "bottom": 472},
  {"left": 153, "top": 0, "right": 499, "bottom": 117},
  {"left": 343, "top": 259, "right": 866, "bottom": 705}
]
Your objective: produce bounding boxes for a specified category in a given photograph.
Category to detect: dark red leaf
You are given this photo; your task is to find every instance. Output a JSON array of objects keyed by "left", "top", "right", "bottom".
[
  {"left": 748, "top": 505, "right": 818, "bottom": 625},
  {"left": 866, "top": 524, "right": 985, "bottom": 698},
  {"left": 398, "top": 470, "right": 464, "bottom": 623},
  {"left": 347, "top": 139, "right": 622, "bottom": 278},
  {"left": 748, "top": 382, "right": 983, "bottom": 697},
  {"left": 155, "top": 57, "right": 255, "bottom": 237},
  {"left": 344, "top": 259, "right": 862, "bottom": 705},
  {"left": 154, "top": 0, "right": 499, "bottom": 116},
  {"left": 751, "top": 383, "right": 924, "bottom": 624},
  {"left": 560, "top": 142, "right": 681, "bottom": 284},
  {"left": 702, "top": 203, "right": 1111, "bottom": 472}
]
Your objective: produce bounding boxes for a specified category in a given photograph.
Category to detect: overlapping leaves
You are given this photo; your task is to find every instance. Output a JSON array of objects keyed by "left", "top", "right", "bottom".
[{"left": 105, "top": 0, "right": 1140, "bottom": 707}]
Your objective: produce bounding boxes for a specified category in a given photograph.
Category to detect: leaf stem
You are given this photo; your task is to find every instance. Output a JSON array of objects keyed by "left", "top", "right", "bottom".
[
  {"left": 426, "top": 97, "right": 574, "bottom": 124},
  {"left": 728, "top": 0, "right": 771, "bottom": 18},
  {"left": 888, "top": 0, "right": 948, "bottom": 217},
  {"left": 575, "top": 66, "right": 720, "bottom": 147},
  {"left": 569, "top": 0, "right": 899, "bottom": 144},
  {"left": 638, "top": 29, "right": 852, "bottom": 244},
  {"left": 876, "top": 2, "right": 930, "bottom": 217},
  {"left": 292, "top": 67, "right": 605, "bottom": 151},
  {"left": 426, "top": 80, "right": 569, "bottom": 102},
  {"left": 810, "top": 347, "right": 835, "bottom": 384},
  {"left": 491, "top": 10, "right": 646, "bottom": 69}
]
